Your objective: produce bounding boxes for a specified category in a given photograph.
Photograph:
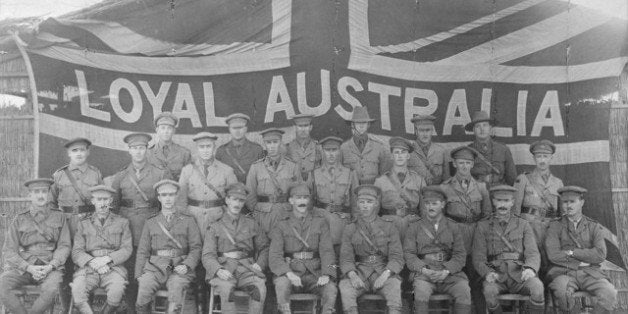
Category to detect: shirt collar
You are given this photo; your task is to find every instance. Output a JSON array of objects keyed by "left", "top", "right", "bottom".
[{"left": 69, "top": 163, "right": 88, "bottom": 172}]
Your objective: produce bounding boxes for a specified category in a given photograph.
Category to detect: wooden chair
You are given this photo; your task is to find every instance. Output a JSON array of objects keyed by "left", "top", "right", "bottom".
[
  {"left": 0, "top": 285, "right": 57, "bottom": 314},
  {"left": 358, "top": 294, "right": 386, "bottom": 314},
  {"left": 485, "top": 294, "right": 529, "bottom": 314},
  {"left": 289, "top": 293, "right": 319, "bottom": 314},
  {"left": 208, "top": 286, "right": 249, "bottom": 314},
  {"left": 67, "top": 287, "right": 107, "bottom": 313},
  {"left": 547, "top": 289, "right": 596, "bottom": 314},
  {"left": 428, "top": 294, "right": 454, "bottom": 314},
  {"left": 151, "top": 289, "right": 188, "bottom": 314}
]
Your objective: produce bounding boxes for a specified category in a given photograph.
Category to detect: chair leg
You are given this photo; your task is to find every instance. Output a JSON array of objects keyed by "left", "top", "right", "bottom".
[{"left": 208, "top": 286, "right": 215, "bottom": 314}]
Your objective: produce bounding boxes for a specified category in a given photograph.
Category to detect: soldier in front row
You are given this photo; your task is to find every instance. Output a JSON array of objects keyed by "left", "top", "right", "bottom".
[
  {"left": 135, "top": 180, "right": 202, "bottom": 314},
  {"left": 203, "top": 183, "right": 269, "bottom": 314},
  {"left": 0, "top": 178, "right": 71, "bottom": 314},
  {"left": 269, "top": 183, "right": 337, "bottom": 314},
  {"left": 472, "top": 185, "right": 545, "bottom": 314},
  {"left": 545, "top": 186, "right": 617, "bottom": 314},
  {"left": 339, "top": 185, "right": 404, "bottom": 314},
  {"left": 404, "top": 186, "right": 471, "bottom": 314},
  {"left": 71, "top": 185, "right": 133, "bottom": 314}
]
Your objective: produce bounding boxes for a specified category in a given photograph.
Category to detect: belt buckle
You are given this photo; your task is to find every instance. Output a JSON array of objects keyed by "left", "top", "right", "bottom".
[
  {"left": 434, "top": 253, "right": 444, "bottom": 262},
  {"left": 269, "top": 195, "right": 277, "bottom": 203},
  {"left": 367, "top": 255, "right": 377, "bottom": 263},
  {"left": 202, "top": 200, "right": 212, "bottom": 208}
]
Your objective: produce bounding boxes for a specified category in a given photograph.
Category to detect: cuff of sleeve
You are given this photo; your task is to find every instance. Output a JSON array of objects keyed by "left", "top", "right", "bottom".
[
  {"left": 386, "top": 262, "right": 402, "bottom": 275},
  {"left": 414, "top": 260, "right": 427, "bottom": 272},
  {"left": 77, "top": 255, "right": 94, "bottom": 268},
  {"left": 18, "top": 260, "right": 31, "bottom": 272},
  {"left": 49, "top": 259, "right": 62, "bottom": 269},
  {"left": 108, "top": 252, "right": 126, "bottom": 266},
  {"left": 523, "top": 264, "right": 539, "bottom": 272}
]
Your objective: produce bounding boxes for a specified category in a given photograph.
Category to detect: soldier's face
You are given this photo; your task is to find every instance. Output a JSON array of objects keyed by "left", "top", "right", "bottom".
[
  {"left": 290, "top": 195, "right": 311, "bottom": 214},
  {"left": 92, "top": 192, "right": 112, "bottom": 215},
  {"left": 562, "top": 197, "right": 584, "bottom": 217},
  {"left": 474, "top": 122, "right": 492, "bottom": 140},
  {"left": 196, "top": 139, "right": 216, "bottom": 160},
  {"left": 453, "top": 159, "right": 474, "bottom": 176},
  {"left": 156, "top": 124, "right": 175, "bottom": 142},
  {"left": 225, "top": 196, "right": 245, "bottom": 215},
  {"left": 157, "top": 185, "right": 178, "bottom": 211},
  {"left": 229, "top": 125, "right": 247, "bottom": 140},
  {"left": 323, "top": 147, "right": 340, "bottom": 164},
  {"left": 29, "top": 187, "right": 49, "bottom": 207},
  {"left": 264, "top": 138, "right": 281, "bottom": 157},
  {"left": 424, "top": 200, "right": 445, "bottom": 219},
  {"left": 67, "top": 143, "right": 89, "bottom": 165},
  {"left": 533, "top": 153, "right": 553, "bottom": 171},
  {"left": 414, "top": 124, "right": 433, "bottom": 144},
  {"left": 358, "top": 197, "right": 378, "bottom": 217},
  {"left": 492, "top": 195, "right": 514, "bottom": 218},
  {"left": 128, "top": 145, "right": 147, "bottom": 162},
  {"left": 295, "top": 123, "right": 312, "bottom": 140},
  {"left": 352, "top": 122, "right": 369, "bottom": 135},
  {"left": 392, "top": 148, "right": 409, "bottom": 167}
]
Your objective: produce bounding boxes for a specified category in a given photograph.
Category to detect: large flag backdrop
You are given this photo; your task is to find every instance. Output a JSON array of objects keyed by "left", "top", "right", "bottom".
[{"left": 14, "top": 0, "right": 627, "bottom": 264}]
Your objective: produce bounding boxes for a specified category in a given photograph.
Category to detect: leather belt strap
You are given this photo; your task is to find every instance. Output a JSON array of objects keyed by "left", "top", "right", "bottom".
[
  {"left": 489, "top": 252, "right": 522, "bottom": 261},
  {"left": 187, "top": 198, "right": 224, "bottom": 208},
  {"left": 157, "top": 221, "right": 184, "bottom": 249},
  {"left": 153, "top": 249, "right": 183, "bottom": 258},
  {"left": 90, "top": 249, "right": 113, "bottom": 257},
  {"left": 61, "top": 205, "right": 93, "bottom": 214},
  {"left": 192, "top": 164, "right": 225, "bottom": 199},
  {"left": 357, "top": 254, "right": 386, "bottom": 264},
  {"left": 26, "top": 243, "right": 55, "bottom": 251},
  {"left": 286, "top": 252, "right": 318, "bottom": 260},
  {"left": 521, "top": 206, "right": 546, "bottom": 217},
  {"left": 63, "top": 167, "right": 92, "bottom": 204},
  {"left": 219, "top": 251, "right": 249, "bottom": 259},
  {"left": 313, "top": 200, "right": 345, "bottom": 213},
  {"left": 257, "top": 195, "right": 288, "bottom": 203},
  {"left": 446, "top": 214, "right": 477, "bottom": 224},
  {"left": 419, "top": 252, "right": 449, "bottom": 262},
  {"left": 119, "top": 199, "right": 157, "bottom": 208}
]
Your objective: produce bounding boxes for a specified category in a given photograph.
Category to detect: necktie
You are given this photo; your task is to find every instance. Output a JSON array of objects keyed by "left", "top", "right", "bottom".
[
  {"left": 163, "top": 145, "right": 170, "bottom": 157},
  {"left": 421, "top": 144, "right": 430, "bottom": 156},
  {"left": 135, "top": 168, "right": 141, "bottom": 178},
  {"left": 99, "top": 218, "right": 105, "bottom": 226},
  {"left": 329, "top": 167, "right": 335, "bottom": 176},
  {"left": 397, "top": 172, "right": 406, "bottom": 183},
  {"left": 461, "top": 179, "right": 469, "bottom": 191},
  {"left": 165, "top": 214, "right": 172, "bottom": 223}
]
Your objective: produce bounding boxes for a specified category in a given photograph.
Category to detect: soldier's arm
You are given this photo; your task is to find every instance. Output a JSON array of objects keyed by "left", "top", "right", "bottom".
[
  {"left": 385, "top": 224, "right": 404, "bottom": 274},
  {"left": 182, "top": 218, "right": 202, "bottom": 270},
  {"left": 573, "top": 223, "right": 606, "bottom": 264},
  {"left": 545, "top": 221, "right": 569, "bottom": 265},
  {"left": 443, "top": 224, "right": 467, "bottom": 274},
  {"left": 245, "top": 166, "right": 258, "bottom": 210},
  {"left": 479, "top": 183, "right": 492, "bottom": 218},
  {"left": 504, "top": 148, "right": 517, "bottom": 186},
  {"left": 134, "top": 224, "right": 151, "bottom": 278},
  {"left": 109, "top": 219, "right": 133, "bottom": 266},
  {"left": 177, "top": 166, "right": 190, "bottom": 209},
  {"left": 513, "top": 174, "right": 527, "bottom": 216},
  {"left": 471, "top": 223, "right": 491, "bottom": 278},
  {"left": 96, "top": 167, "right": 104, "bottom": 185},
  {"left": 441, "top": 148, "right": 452, "bottom": 182},
  {"left": 378, "top": 145, "right": 393, "bottom": 176},
  {"left": 3, "top": 218, "right": 31, "bottom": 271},
  {"left": 50, "top": 172, "right": 61, "bottom": 208},
  {"left": 339, "top": 225, "right": 357, "bottom": 276},
  {"left": 521, "top": 220, "right": 541, "bottom": 272},
  {"left": 318, "top": 220, "right": 336, "bottom": 278},
  {"left": 72, "top": 221, "right": 93, "bottom": 267},
  {"left": 183, "top": 147, "right": 192, "bottom": 167},
  {"left": 268, "top": 227, "right": 291, "bottom": 276},
  {"left": 51, "top": 215, "right": 71, "bottom": 269},
  {"left": 347, "top": 170, "right": 360, "bottom": 212},
  {"left": 201, "top": 226, "right": 222, "bottom": 278},
  {"left": 402, "top": 224, "right": 426, "bottom": 272},
  {"left": 225, "top": 166, "right": 238, "bottom": 186},
  {"left": 254, "top": 222, "right": 270, "bottom": 270},
  {"left": 110, "top": 173, "right": 123, "bottom": 211}
]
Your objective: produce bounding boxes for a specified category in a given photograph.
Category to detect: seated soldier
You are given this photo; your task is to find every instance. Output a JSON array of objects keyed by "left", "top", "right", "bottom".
[
  {"left": 546, "top": 186, "right": 617, "bottom": 314},
  {"left": 404, "top": 186, "right": 471, "bottom": 314},
  {"left": 339, "top": 185, "right": 404, "bottom": 314},
  {"left": 0, "top": 178, "right": 71, "bottom": 314},
  {"left": 472, "top": 185, "right": 544, "bottom": 314},
  {"left": 269, "top": 183, "right": 337, "bottom": 314},
  {"left": 135, "top": 180, "right": 202, "bottom": 314},
  {"left": 202, "top": 182, "right": 269, "bottom": 314},
  {"left": 71, "top": 185, "right": 133, "bottom": 314}
]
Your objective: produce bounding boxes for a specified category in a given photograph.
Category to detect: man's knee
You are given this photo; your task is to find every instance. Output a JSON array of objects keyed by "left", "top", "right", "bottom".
[
  {"left": 593, "top": 281, "right": 618, "bottom": 310},
  {"left": 274, "top": 276, "right": 292, "bottom": 294},
  {"left": 525, "top": 278, "right": 545, "bottom": 303},
  {"left": 71, "top": 276, "right": 90, "bottom": 303},
  {"left": 320, "top": 281, "right": 337, "bottom": 299},
  {"left": 450, "top": 280, "right": 472, "bottom": 305},
  {"left": 40, "top": 270, "right": 63, "bottom": 292},
  {"left": 413, "top": 279, "right": 434, "bottom": 302},
  {"left": 211, "top": 278, "right": 235, "bottom": 296}
]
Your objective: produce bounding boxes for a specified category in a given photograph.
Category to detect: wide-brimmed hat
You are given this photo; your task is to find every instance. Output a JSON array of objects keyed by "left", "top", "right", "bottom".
[
  {"left": 347, "top": 107, "right": 376, "bottom": 123},
  {"left": 465, "top": 111, "right": 497, "bottom": 131}
]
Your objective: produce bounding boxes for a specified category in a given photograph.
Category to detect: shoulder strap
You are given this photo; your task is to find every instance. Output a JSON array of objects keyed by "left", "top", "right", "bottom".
[
  {"left": 219, "top": 223, "right": 237, "bottom": 245},
  {"left": 63, "top": 168, "right": 91, "bottom": 204},
  {"left": 291, "top": 226, "right": 312, "bottom": 249},
  {"left": 193, "top": 164, "right": 224, "bottom": 198},
  {"left": 32, "top": 220, "right": 54, "bottom": 242},
  {"left": 157, "top": 221, "right": 183, "bottom": 249},
  {"left": 418, "top": 223, "right": 436, "bottom": 241},
  {"left": 357, "top": 227, "right": 377, "bottom": 250},
  {"left": 524, "top": 173, "right": 554, "bottom": 209},
  {"left": 493, "top": 226, "right": 521, "bottom": 253},
  {"left": 567, "top": 227, "right": 583, "bottom": 249},
  {"left": 224, "top": 146, "right": 246, "bottom": 175},
  {"left": 262, "top": 162, "right": 286, "bottom": 195},
  {"left": 474, "top": 148, "right": 502, "bottom": 175},
  {"left": 126, "top": 172, "right": 149, "bottom": 202}
]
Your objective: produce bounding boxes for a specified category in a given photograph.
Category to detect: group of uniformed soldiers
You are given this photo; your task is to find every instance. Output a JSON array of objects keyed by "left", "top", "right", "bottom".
[{"left": 0, "top": 107, "right": 619, "bottom": 314}]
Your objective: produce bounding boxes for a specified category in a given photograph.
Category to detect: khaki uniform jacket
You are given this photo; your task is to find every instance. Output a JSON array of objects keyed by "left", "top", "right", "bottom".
[
  {"left": 408, "top": 142, "right": 450, "bottom": 185},
  {"left": 72, "top": 213, "right": 133, "bottom": 277},
  {"left": 404, "top": 217, "right": 467, "bottom": 280},
  {"left": 468, "top": 139, "right": 517, "bottom": 186},
  {"left": 309, "top": 164, "right": 358, "bottom": 213},
  {"left": 375, "top": 170, "right": 426, "bottom": 216},
  {"left": 216, "top": 138, "right": 264, "bottom": 183},
  {"left": 3, "top": 207, "right": 71, "bottom": 273},
  {"left": 440, "top": 176, "right": 491, "bottom": 220},
  {"left": 202, "top": 212, "right": 269, "bottom": 279},
  {"left": 51, "top": 163, "right": 103, "bottom": 208},
  {"left": 341, "top": 135, "right": 392, "bottom": 185},
  {"left": 472, "top": 216, "right": 540, "bottom": 281},
  {"left": 545, "top": 216, "right": 607, "bottom": 280},
  {"left": 269, "top": 211, "right": 336, "bottom": 279},
  {"left": 178, "top": 158, "right": 237, "bottom": 208},
  {"left": 245, "top": 156, "right": 300, "bottom": 213},
  {"left": 340, "top": 217, "right": 404, "bottom": 279},
  {"left": 135, "top": 212, "right": 202, "bottom": 278},
  {"left": 147, "top": 141, "right": 192, "bottom": 181},
  {"left": 513, "top": 170, "right": 563, "bottom": 216},
  {"left": 286, "top": 139, "right": 322, "bottom": 181}
]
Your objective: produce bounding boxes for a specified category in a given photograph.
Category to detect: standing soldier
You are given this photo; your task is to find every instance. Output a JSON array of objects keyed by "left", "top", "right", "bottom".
[
  {"left": 408, "top": 115, "right": 451, "bottom": 184},
  {"left": 179, "top": 132, "right": 237, "bottom": 233},
  {"left": 404, "top": 186, "right": 471, "bottom": 314},
  {"left": 285, "top": 114, "right": 321, "bottom": 181},
  {"left": 341, "top": 106, "right": 392, "bottom": 185},
  {"left": 51, "top": 137, "right": 103, "bottom": 237},
  {"left": 135, "top": 180, "right": 202, "bottom": 314},
  {"left": 309, "top": 136, "right": 358, "bottom": 250},
  {"left": 147, "top": 112, "right": 192, "bottom": 181},
  {"left": 71, "top": 185, "right": 133, "bottom": 314},
  {"left": 472, "top": 185, "right": 545, "bottom": 314},
  {"left": 202, "top": 183, "right": 269, "bottom": 314},
  {"left": 269, "top": 183, "right": 337, "bottom": 314},
  {"left": 246, "top": 128, "right": 300, "bottom": 235},
  {"left": 545, "top": 186, "right": 617, "bottom": 313},
  {"left": 111, "top": 132, "right": 172, "bottom": 310},
  {"left": 339, "top": 185, "right": 404, "bottom": 314},
  {"left": 375, "top": 137, "right": 426, "bottom": 234},
  {"left": 0, "top": 178, "right": 71, "bottom": 314},
  {"left": 216, "top": 113, "right": 264, "bottom": 183},
  {"left": 466, "top": 111, "right": 517, "bottom": 186},
  {"left": 440, "top": 146, "right": 491, "bottom": 252}
]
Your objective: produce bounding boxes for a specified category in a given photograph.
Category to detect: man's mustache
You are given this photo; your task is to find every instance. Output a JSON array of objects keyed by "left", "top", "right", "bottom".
[{"left": 496, "top": 206, "right": 509, "bottom": 211}]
